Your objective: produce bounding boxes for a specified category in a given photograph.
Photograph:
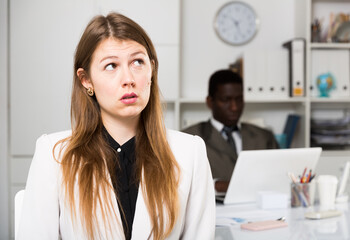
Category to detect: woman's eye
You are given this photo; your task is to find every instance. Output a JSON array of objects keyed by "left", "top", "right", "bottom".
[
  {"left": 105, "top": 63, "right": 116, "bottom": 71},
  {"left": 133, "top": 59, "right": 144, "bottom": 67}
]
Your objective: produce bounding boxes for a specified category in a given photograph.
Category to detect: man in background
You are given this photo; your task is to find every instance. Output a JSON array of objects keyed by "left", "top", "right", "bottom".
[{"left": 182, "top": 69, "right": 279, "bottom": 192}]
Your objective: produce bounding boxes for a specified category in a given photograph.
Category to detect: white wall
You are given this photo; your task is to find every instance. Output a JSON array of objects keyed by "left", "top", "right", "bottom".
[
  {"left": 0, "top": 0, "right": 9, "bottom": 238},
  {"left": 10, "top": 0, "right": 180, "bottom": 156},
  {"left": 7, "top": 0, "right": 180, "bottom": 238},
  {"left": 181, "top": 0, "right": 296, "bottom": 99}
]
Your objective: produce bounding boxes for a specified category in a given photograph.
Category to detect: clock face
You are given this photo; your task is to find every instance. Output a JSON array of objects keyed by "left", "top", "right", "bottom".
[{"left": 214, "top": 1, "right": 259, "bottom": 45}]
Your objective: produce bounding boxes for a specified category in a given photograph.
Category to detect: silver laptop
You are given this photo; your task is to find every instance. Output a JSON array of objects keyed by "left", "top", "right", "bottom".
[{"left": 218, "top": 147, "right": 322, "bottom": 205}]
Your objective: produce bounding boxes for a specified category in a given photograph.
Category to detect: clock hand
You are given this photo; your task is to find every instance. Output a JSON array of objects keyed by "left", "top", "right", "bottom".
[
  {"left": 231, "top": 18, "right": 241, "bottom": 32},
  {"left": 230, "top": 18, "right": 240, "bottom": 31},
  {"left": 230, "top": 17, "right": 239, "bottom": 26}
]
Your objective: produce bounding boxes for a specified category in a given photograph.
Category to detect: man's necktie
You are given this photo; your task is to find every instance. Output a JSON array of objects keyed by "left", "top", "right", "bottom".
[{"left": 222, "top": 126, "right": 237, "bottom": 154}]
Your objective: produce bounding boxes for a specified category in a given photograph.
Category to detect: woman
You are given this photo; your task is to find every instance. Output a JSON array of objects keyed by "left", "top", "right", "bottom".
[{"left": 17, "top": 12, "right": 215, "bottom": 240}]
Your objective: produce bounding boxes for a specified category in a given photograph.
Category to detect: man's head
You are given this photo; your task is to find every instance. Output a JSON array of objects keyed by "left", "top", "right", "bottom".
[{"left": 206, "top": 69, "right": 244, "bottom": 127}]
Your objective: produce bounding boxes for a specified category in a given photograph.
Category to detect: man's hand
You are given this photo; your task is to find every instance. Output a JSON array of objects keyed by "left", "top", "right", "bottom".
[{"left": 215, "top": 180, "right": 229, "bottom": 193}]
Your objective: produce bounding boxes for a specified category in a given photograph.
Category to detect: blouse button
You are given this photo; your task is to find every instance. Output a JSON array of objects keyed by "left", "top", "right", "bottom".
[{"left": 117, "top": 148, "right": 121, "bottom": 152}]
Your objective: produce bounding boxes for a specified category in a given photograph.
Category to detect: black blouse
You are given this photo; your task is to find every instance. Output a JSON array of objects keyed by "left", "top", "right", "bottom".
[{"left": 103, "top": 128, "right": 139, "bottom": 240}]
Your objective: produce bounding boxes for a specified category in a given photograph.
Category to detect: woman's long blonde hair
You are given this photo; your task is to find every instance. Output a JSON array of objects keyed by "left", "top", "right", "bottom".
[{"left": 55, "top": 12, "right": 180, "bottom": 239}]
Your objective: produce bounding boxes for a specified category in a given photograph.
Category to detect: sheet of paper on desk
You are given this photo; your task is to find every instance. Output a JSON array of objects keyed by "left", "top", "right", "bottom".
[
  {"left": 216, "top": 208, "right": 283, "bottom": 226},
  {"left": 217, "top": 208, "right": 275, "bottom": 219},
  {"left": 216, "top": 217, "right": 241, "bottom": 227}
]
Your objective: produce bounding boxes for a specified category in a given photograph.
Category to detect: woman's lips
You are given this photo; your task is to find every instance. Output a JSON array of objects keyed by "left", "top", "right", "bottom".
[{"left": 121, "top": 92, "right": 138, "bottom": 104}]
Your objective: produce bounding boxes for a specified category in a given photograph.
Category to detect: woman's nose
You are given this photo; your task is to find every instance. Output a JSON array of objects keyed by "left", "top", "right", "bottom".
[{"left": 121, "top": 66, "right": 135, "bottom": 87}]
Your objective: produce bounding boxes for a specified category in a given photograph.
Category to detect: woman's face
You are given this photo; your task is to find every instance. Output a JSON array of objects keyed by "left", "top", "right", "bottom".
[{"left": 80, "top": 38, "right": 152, "bottom": 123}]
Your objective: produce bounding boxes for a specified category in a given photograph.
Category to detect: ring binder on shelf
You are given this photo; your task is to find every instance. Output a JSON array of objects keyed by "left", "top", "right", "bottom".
[
  {"left": 243, "top": 50, "right": 289, "bottom": 100},
  {"left": 283, "top": 38, "right": 306, "bottom": 97},
  {"left": 283, "top": 114, "right": 300, "bottom": 148}
]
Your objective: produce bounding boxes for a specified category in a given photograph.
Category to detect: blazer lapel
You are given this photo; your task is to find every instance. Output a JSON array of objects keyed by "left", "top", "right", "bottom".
[
  {"left": 131, "top": 183, "right": 152, "bottom": 239},
  {"left": 241, "top": 123, "right": 259, "bottom": 150},
  {"left": 202, "top": 121, "right": 237, "bottom": 158}
]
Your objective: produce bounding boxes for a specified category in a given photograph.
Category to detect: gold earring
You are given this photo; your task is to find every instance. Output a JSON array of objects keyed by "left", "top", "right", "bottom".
[{"left": 87, "top": 87, "right": 94, "bottom": 96}]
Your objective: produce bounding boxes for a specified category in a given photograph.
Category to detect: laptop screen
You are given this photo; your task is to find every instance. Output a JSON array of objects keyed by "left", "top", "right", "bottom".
[{"left": 223, "top": 147, "right": 322, "bottom": 204}]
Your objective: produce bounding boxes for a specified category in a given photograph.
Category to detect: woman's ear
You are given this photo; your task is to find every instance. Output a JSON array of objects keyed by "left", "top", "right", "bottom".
[
  {"left": 77, "top": 68, "right": 92, "bottom": 89},
  {"left": 151, "top": 59, "right": 155, "bottom": 72}
]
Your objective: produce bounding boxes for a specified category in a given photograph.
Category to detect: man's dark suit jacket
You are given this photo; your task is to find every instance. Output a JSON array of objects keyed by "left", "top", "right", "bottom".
[{"left": 182, "top": 120, "right": 279, "bottom": 181}]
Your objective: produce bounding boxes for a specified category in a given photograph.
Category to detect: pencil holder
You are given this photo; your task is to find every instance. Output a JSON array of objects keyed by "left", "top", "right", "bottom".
[{"left": 291, "top": 181, "right": 316, "bottom": 207}]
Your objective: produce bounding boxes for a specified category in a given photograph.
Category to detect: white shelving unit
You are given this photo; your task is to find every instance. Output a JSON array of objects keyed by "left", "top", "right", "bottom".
[
  {"left": 166, "top": 0, "right": 350, "bottom": 157},
  {"left": 306, "top": 0, "right": 350, "bottom": 157},
  {"left": 166, "top": 97, "right": 308, "bottom": 148},
  {"left": 311, "top": 43, "right": 350, "bottom": 49},
  {"left": 167, "top": 0, "right": 350, "bottom": 195}
]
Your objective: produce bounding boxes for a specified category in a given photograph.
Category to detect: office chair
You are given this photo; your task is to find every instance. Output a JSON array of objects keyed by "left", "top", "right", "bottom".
[{"left": 14, "top": 190, "right": 25, "bottom": 240}]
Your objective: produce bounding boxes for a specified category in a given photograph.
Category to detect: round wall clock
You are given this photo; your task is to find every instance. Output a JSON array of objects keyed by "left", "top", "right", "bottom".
[{"left": 214, "top": 1, "right": 259, "bottom": 46}]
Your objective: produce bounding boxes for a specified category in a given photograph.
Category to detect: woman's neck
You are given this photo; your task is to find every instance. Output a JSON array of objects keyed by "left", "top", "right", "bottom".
[{"left": 102, "top": 116, "right": 139, "bottom": 145}]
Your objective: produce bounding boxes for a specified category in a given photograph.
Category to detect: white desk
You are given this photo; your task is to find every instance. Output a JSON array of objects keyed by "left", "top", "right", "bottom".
[{"left": 215, "top": 202, "right": 350, "bottom": 240}]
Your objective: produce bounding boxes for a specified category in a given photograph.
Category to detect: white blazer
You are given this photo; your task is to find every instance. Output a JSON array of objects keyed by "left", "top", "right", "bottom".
[{"left": 17, "top": 129, "right": 215, "bottom": 239}]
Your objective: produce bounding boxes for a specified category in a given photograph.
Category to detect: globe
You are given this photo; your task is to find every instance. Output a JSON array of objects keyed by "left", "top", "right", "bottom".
[{"left": 316, "top": 73, "right": 335, "bottom": 97}]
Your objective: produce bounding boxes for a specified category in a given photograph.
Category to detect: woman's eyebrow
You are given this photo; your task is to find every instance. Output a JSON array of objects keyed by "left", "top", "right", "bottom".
[
  {"left": 130, "top": 51, "right": 147, "bottom": 57},
  {"left": 100, "top": 56, "right": 118, "bottom": 63}
]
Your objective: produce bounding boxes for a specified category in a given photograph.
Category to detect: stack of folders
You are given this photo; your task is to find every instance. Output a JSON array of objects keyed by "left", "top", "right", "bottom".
[
  {"left": 311, "top": 112, "right": 350, "bottom": 150},
  {"left": 243, "top": 50, "right": 289, "bottom": 100}
]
